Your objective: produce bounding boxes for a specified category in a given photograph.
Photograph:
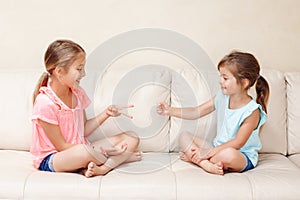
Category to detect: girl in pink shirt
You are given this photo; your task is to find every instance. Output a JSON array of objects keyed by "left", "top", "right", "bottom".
[{"left": 31, "top": 39, "right": 141, "bottom": 177}]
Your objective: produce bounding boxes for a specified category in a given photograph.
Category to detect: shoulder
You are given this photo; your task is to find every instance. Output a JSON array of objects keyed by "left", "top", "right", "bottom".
[
  {"left": 242, "top": 100, "right": 267, "bottom": 129},
  {"left": 34, "top": 87, "right": 61, "bottom": 111}
]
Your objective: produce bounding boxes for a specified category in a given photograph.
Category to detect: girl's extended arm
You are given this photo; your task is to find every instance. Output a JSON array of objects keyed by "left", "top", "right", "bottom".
[
  {"left": 157, "top": 96, "right": 216, "bottom": 120},
  {"left": 39, "top": 120, "right": 76, "bottom": 151},
  {"left": 83, "top": 109, "right": 110, "bottom": 137},
  {"left": 84, "top": 105, "right": 133, "bottom": 137},
  {"left": 203, "top": 109, "right": 260, "bottom": 159}
]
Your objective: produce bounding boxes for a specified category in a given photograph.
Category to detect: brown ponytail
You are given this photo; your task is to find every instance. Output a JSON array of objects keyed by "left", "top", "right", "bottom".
[
  {"left": 255, "top": 75, "right": 269, "bottom": 113},
  {"left": 33, "top": 72, "right": 49, "bottom": 104}
]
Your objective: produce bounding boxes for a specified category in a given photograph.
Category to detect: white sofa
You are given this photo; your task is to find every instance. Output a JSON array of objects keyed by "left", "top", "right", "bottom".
[{"left": 1, "top": 65, "right": 300, "bottom": 200}]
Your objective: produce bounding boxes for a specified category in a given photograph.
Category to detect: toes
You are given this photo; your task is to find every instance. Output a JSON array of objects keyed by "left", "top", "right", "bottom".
[{"left": 85, "top": 162, "right": 95, "bottom": 178}]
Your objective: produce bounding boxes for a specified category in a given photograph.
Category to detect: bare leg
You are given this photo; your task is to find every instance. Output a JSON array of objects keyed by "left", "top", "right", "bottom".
[
  {"left": 52, "top": 144, "right": 107, "bottom": 172},
  {"left": 178, "top": 131, "right": 212, "bottom": 163},
  {"left": 85, "top": 131, "right": 140, "bottom": 177},
  {"left": 210, "top": 147, "right": 247, "bottom": 172}
]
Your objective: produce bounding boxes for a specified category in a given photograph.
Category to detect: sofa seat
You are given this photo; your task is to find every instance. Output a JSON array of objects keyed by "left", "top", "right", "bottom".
[{"left": 1, "top": 150, "right": 300, "bottom": 200}]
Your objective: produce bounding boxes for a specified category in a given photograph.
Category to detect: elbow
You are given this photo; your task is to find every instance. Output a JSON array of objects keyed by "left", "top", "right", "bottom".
[{"left": 234, "top": 140, "right": 246, "bottom": 149}]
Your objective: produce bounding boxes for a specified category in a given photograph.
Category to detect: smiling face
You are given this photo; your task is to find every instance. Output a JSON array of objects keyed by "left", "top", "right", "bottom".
[
  {"left": 218, "top": 65, "right": 243, "bottom": 95},
  {"left": 59, "top": 52, "right": 86, "bottom": 89}
]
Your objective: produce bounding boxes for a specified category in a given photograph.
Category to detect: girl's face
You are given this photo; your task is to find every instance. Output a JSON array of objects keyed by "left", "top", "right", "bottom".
[
  {"left": 60, "top": 53, "right": 86, "bottom": 89},
  {"left": 219, "top": 65, "right": 242, "bottom": 95}
]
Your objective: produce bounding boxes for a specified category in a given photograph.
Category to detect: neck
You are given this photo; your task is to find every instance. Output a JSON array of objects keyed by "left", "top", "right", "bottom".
[
  {"left": 49, "top": 77, "right": 72, "bottom": 98},
  {"left": 229, "top": 91, "right": 251, "bottom": 109}
]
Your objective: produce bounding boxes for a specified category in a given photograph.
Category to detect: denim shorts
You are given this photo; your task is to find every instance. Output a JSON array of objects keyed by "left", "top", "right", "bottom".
[
  {"left": 239, "top": 153, "right": 254, "bottom": 173},
  {"left": 39, "top": 153, "right": 55, "bottom": 172}
]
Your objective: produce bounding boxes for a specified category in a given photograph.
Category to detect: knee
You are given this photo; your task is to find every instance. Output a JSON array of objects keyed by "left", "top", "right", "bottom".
[
  {"left": 178, "top": 131, "right": 191, "bottom": 143},
  {"left": 124, "top": 131, "right": 140, "bottom": 147},
  {"left": 217, "top": 147, "right": 238, "bottom": 164},
  {"left": 75, "top": 144, "right": 95, "bottom": 161}
]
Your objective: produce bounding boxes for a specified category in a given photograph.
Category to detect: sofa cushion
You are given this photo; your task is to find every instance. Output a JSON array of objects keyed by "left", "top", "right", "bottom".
[
  {"left": 99, "top": 153, "right": 176, "bottom": 200},
  {"left": 288, "top": 154, "right": 300, "bottom": 168},
  {"left": 286, "top": 72, "right": 300, "bottom": 154},
  {"left": 246, "top": 154, "right": 300, "bottom": 199},
  {"left": 254, "top": 69, "right": 287, "bottom": 154},
  {"left": 85, "top": 66, "right": 171, "bottom": 152},
  {"left": 0, "top": 69, "right": 42, "bottom": 151},
  {"left": 169, "top": 69, "right": 219, "bottom": 152},
  {"left": 24, "top": 170, "right": 101, "bottom": 200},
  {"left": 0, "top": 150, "right": 36, "bottom": 199},
  {"left": 171, "top": 153, "right": 253, "bottom": 200}
]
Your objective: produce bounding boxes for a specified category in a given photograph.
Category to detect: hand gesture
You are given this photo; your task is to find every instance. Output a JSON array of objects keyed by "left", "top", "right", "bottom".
[
  {"left": 156, "top": 102, "right": 171, "bottom": 116},
  {"left": 106, "top": 105, "right": 134, "bottom": 119}
]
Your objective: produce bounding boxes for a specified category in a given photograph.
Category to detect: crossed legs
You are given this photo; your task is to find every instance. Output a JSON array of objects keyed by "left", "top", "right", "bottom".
[
  {"left": 52, "top": 131, "right": 141, "bottom": 177},
  {"left": 84, "top": 131, "right": 141, "bottom": 177},
  {"left": 178, "top": 131, "right": 247, "bottom": 175}
]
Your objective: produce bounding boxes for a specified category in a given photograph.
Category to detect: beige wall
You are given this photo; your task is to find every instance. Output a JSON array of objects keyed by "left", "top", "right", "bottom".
[{"left": 1, "top": 0, "right": 299, "bottom": 72}]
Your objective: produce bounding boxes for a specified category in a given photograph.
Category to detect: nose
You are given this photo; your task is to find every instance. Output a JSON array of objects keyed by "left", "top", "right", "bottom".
[
  {"left": 219, "top": 77, "right": 223, "bottom": 85},
  {"left": 81, "top": 69, "right": 86, "bottom": 78}
]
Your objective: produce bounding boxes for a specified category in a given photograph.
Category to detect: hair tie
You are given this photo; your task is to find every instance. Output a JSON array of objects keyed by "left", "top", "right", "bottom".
[{"left": 257, "top": 74, "right": 261, "bottom": 79}]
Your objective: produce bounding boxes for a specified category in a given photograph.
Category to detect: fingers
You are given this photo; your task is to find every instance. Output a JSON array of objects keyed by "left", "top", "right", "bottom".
[
  {"left": 108, "top": 105, "right": 134, "bottom": 119},
  {"left": 156, "top": 102, "right": 169, "bottom": 115},
  {"left": 117, "top": 104, "right": 134, "bottom": 110},
  {"left": 119, "top": 112, "right": 133, "bottom": 119}
]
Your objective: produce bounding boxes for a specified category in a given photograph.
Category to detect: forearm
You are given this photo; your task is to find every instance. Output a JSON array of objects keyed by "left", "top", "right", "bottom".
[
  {"left": 169, "top": 106, "right": 201, "bottom": 120},
  {"left": 84, "top": 111, "right": 110, "bottom": 137},
  {"left": 210, "top": 139, "right": 245, "bottom": 158}
]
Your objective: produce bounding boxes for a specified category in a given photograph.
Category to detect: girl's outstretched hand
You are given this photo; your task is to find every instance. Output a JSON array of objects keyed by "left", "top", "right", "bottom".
[
  {"left": 106, "top": 105, "right": 134, "bottom": 119},
  {"left": 156, "top": 102, "right": 171, "bottom": 116}
]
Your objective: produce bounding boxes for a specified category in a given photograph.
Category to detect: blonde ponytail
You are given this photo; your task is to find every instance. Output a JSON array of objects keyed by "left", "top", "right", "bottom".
[{"left": 33, "top": 72, "right": 49, "bottom": 104}]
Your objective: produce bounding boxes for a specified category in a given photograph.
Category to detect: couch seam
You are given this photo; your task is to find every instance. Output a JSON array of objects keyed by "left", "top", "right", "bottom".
[
  {"left": 97, "top": 176, "right": 103, "bottom": 200},
  {"left": 169, "top": 153, "right": 178, "bottom": 200},
  {"left": 244, "top": 173, "right": 255, "bottom": 200},
  {"left": 168, "top": 71, "right": 173, "bottom": 153},
  {"left": 22, "top": 169, "right": 35, "bottom": 200}
]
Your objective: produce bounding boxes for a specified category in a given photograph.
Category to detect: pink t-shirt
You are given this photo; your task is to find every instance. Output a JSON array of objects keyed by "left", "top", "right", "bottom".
[{"left": 30, "top": 86, "right": 91, "bottom": 168}]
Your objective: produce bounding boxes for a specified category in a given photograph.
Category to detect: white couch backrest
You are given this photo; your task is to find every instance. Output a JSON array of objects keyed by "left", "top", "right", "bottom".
[
  {"left": 0, "top": 67, "right": 288, "bottom": 155},
  {"left": 286, "top": 72, "right": 300, "bottom": 155},
  {"left": 0, "top": 69, "right": 42, "bottom": 150},
  {"left": 84, "top": 59, "right": 287, "bottom": 154}
]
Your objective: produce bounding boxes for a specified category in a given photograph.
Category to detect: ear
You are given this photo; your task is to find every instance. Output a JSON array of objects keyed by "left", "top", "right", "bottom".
[
  {"left": 241, "top": 78, "right": 250, "bottom": 89},
  {"left": 53, "top": 66, "right": 63, "bottom": 77}
]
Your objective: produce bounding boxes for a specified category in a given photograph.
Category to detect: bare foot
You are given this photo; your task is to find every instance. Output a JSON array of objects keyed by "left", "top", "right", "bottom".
[
  {"left": 125, "top": 151, "right": 142, "bottom": 163},
  {"left": 179, "top": 152, "right": 191, "bottom": 162},
  {"left": 84, "top": 162, "right": 111, "bottom": 177},
  {"left": 200, "top": 160, "right": 224, "bottom": 175}
]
